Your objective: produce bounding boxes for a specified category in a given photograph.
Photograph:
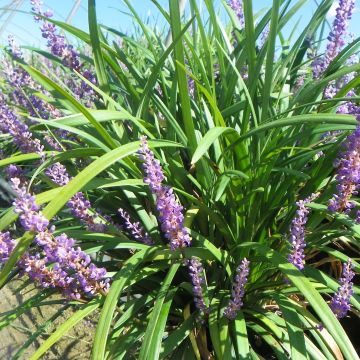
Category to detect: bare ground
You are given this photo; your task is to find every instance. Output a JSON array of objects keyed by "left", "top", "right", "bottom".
[{"left": 0, "top": 281, "right": 95, "bottom": 359}]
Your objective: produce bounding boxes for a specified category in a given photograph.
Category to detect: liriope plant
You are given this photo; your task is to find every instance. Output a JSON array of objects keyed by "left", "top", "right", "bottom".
[{"left": 0, "top": 0, "right": 359, "bottom": 359}]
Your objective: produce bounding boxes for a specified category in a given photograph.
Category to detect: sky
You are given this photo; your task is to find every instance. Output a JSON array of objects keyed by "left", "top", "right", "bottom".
[{"left": 1, "top": 0, "right": 360, "bottom": 49}]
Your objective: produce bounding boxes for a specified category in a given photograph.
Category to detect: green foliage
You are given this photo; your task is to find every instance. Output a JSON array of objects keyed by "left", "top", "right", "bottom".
[{"left": 0, "top": 0, "right": 359, "bottom": 359}]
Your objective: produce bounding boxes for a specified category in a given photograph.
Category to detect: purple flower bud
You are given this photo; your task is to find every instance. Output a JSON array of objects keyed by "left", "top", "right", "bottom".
[
  {"left": 11, "top": 177, "right": 49, "bottom": 232},
  {"left": 0, "top": 232, "right": 15, "bottom": 263},
  {"left": 118, "top": 208, "right": 154, "bottom": 245},
  {"left": 227, "top": 0, "right": 244, "bottom": 28},
  {"left": 224, "top": 258, "right": 250, "bottom": 320},
  {"left": 7, "top": 35, "right": 23, "bottom": 60},
  {"left": 312, "top": 0, "right": 355, "bottom": 79},
  {"left": 288, "top": 193, "right": 319, "bottom": 270},
  {"left": 6, "top": 165, "right": 24, "bottom": 180},
  {"left": 329, "top": 259, "right": 355, "bottom": 319},
  {"left": 45, "top": 162, "right": 70, "bottom": 186},
  {"left": 0, "top": 97, "right": 44, "bottom": 155},
  {"left": 30, "top": 0, "right": 96, "bottom": 105},
  {"left": 328, "top": 126, "right": 360, "bottom": 216},
  {"left": 139, "top": 136, "right": 191, "bottom": 250},
  {"left": 187, "top": 257, "right": 209, "bottom": 320}
]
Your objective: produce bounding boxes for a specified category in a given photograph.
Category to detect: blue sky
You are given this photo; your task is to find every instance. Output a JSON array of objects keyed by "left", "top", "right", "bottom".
[{"left": 1, "top": 1, "right": 360, "bottom": 48}]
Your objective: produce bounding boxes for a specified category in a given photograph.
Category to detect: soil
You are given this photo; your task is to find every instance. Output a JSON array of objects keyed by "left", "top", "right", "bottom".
[{"left": 0, "top": 280, "right": 95, "bottom": 359}]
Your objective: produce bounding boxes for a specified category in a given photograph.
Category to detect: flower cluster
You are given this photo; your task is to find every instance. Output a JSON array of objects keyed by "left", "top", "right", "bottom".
[
  {"left": 68, "top": 192, "right": 106, "bottom": 232},
  {"left": 288, "top": 193, "right": 318, "bottom": 270},
  {"left": 312, "top": 0, "right": 355, "bottom": 79},
  {"left": 187, "top": 257, "right": 209, "bottom": 319},
  {"left": 0, "top": 96, "right": 44, "bottom": 155},
  {"left": 30, "top": 0, "right": 96, "bottom": 105},
  {"left": 138, "top": 136, "right": 209, "bottom": 319},
  {"left": 8, "top": 176, "right": 109, "bottom": 299},
  {"left": 328, "top": 126, "right": 360, "bottom": 219},
  {"left": 34, "top": 231, "right": 109, "bottom": 298},
  {"left": 12, "top": 177, "right": 49, "bottom": 232},
  {"left": 224, "top": 258, "right": 250, "bottom": 320},
  {"left": 31, "top": 1, "right": 80, "bottom": 71},
  {"left": 0, "top": 232, "right": 15, "bottom": 263},
  {"left": 139, "top": 136, "right": 191, "bottom": 250},
  {"left": 329, "top": 259, "right": 355, "bottom": 319},
  {"left": 118, "top": 208, "right": 153, "bottom": 245},
  {"left": 3, "top": 36, "right": 64, "bottom": 126},
  {"left": 7, "top": 35, "right": 22, "bottom": 60},
  {"left": 326, "top": 0, "right": 355, "bottom": 65},
  {"left": 2, "top": 38, "right": 106, "bottom": 232},
  {"left": 227, "top": 0, "right": 244, "bottom": 28},
  {"left": 45, "top": 162, "right": 70, "bottom": 186}
]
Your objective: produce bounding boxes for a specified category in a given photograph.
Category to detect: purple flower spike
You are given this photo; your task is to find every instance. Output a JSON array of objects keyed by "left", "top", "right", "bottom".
[
  {"left": 326, "top": 0, "right": 355, "bottom": 64},
  {"left": 45, "top": 162, "right": 70, "bottom": 186},
  {"left": 6, "top": 165, "right": 24, "bottom": 180},
  {"left": 139, "top": 136, "right": 165, "bottom": 193},
  {"left": 224, "top": 258, "right": 250, "bottom": 320},
  {"left": 328, "top": 126, "right": 360, "bottom": 216},
  {"left": 0, "top": 97, "right": 44, "bottom": 155},
  {"left": 118, "top": 208, "right": 154, "bottom": 245},
  {"left": 139, "top": 136, "right": 191, "bottom": 250},
  {"left": 288, "top": 193, "right": 319, "bottom": 270},
  {"left": 30, "top": 0, "right": 96, "bottom": 105},
  {"left": 312, "top": 0, "right": 355, "bottom": 79},
  {"left": 187, "top": 257, "right": 209, "bottom": 320},
  {"left": 227, "top": 0, "right": 244, "bottom": 28},
  {"left": 11, "top": 177, "right": 49, "bottom": 233},
  {"left": 0, "top": 232, "right": 15, "bottom": 263},
  {"left": 330, "top": 259, "right": 355, "bottom": 319},
  {"left": 34, "top": 230, "right": 109, "bottom": 297},
  {"left": 7, "top": 35, "right": 23, "bottom": 60}
]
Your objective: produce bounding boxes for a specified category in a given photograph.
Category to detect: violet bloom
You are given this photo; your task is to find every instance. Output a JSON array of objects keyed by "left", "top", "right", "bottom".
[
  {"left": 227, "top": 0, "right": 244, "bottom": 28},
  {"left": 0, "top": 232, "right": 15, "bottom": 263},
  {"left": 187, "top": 257, "right": 209, "bottom": 319},
  {"left": 35, "top": 231, "right": 109, "bottom": 298},
  {"left": 288, "top": 193, "right": 318, "bottom": 270},
  {"left": 10, "top": 176, "right": 109, "bottom": 299},
  {"left": 328, "top": 126, "right": 360, "bottom": 216},
  {"left": 326, "top": 0, "right": 355, "bottom": 64},
  {"left": 31, "top": 0, "right": 96, "bottom": 105},
  {"left": 312, "top": 0, "right": 355, "bottom": 79},
  {"left": 6, "top": 164, "right": 24, "bottom": 180},
  {"left": 67, "top": 192, "right": 100, "bottom": 229},
  {"left": 18, "top": 253, "right": 69, "bottom": 290},
  {"left": 139, "top": 136, "right": 191, "bottom": 250},
  {"left": 224, "top": 258, "right": 250, "bottom": 320},
  {"left": 11, "top": 177, "right": 49, "bottom": 232},
  {"left": 3, "top": 36, "right": 59, "bottom": 123},
  {"left": 7, "top": 35, "right": 22, "bottom": 60},
  {"left": 118, "top": 208, "right": 153, "bottom": 245},
  {"left": 45, "top": 163, "right": 106, "bottom": 231},
  {"left": 259, "top": 23, "right": 270, "bottom": 48},
  {"left": 329, "top": 259, "right": 355, "bottom": 319},
  {"left": 45, "top": 162, "right": 70, "bottom": 186},
  {"left": 0, "top": 97, "right": 44, "bottom": 155}
]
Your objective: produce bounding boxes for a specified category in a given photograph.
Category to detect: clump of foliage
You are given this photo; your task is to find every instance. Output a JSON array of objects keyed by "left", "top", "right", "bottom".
[{"left": 0, "top": 0, "right": 359, "bottom": 359}]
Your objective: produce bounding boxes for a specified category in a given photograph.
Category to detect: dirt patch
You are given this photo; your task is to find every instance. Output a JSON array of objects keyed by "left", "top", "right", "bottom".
[{"left": 0, "top": 280, "right": 96, "bottom": 359}]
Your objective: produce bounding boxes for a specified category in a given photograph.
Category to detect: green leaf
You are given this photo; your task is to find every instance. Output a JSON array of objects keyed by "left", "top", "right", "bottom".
[
  {"left": 191, "top": 127, "right": 238, "bottom": 165},
  {"left": 21, "top": 64, "right": 118, "bottom": 149},
  {"left": 92, "top": 248, "right": 157, "bottom": 360},
  {"left": 88, "top": 0, "right": 110, "bottom": 96},
  {"left": 160, "top": 313, "right": 196, "bottom": 358},
  {"left": 139, "top": 263, "right": 180, "bottom": 360},
  {"left": 275, "top": 294, "right": 307, "bottom": 360}
]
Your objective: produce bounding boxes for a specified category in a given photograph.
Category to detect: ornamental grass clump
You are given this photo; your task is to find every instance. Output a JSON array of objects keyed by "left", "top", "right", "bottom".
[{"left": 0, "top": 0, "right": 360, "bottom": 359}]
